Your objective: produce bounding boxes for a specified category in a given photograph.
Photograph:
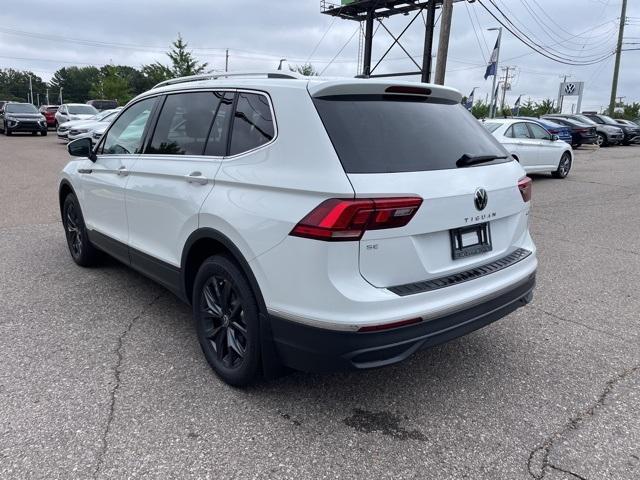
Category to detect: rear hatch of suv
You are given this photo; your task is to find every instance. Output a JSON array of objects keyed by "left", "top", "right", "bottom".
[{"left": 310, "top": 82, "right": 531, "bottom": 289}]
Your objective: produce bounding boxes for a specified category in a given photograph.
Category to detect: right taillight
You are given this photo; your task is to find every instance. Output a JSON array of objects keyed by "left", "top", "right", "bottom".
[
  {"left": 290, "top": 197, "right": 423, "bottom": 242},
  {"left": 518, "top": 176, "right": 532, "bottom": 203}
]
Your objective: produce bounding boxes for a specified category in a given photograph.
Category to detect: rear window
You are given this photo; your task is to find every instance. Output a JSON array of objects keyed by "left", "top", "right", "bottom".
[
  {"left": 313, "top": 95, "right": 508, "bottom": 173},
  {"left": 68, "top": 105, "right": 98, "bottom": 115}
]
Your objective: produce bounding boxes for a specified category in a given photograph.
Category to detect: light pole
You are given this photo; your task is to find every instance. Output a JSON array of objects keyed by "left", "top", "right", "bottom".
[
  {"left": 28, "top": 74, "right": 34, "bottom": 105},
  {"left": 487, "top": 27, "right": 502, "bottom": 118}
]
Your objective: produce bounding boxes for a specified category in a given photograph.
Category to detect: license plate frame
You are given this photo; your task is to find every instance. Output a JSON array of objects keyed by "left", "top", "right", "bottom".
[{"left": 450, "top": 222, "right": 492, "bottom": 260}]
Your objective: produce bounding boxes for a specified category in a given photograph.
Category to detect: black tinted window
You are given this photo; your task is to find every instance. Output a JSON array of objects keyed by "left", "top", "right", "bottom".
[
  {"left": 148, "top": 92, "right": 220, "bottom": 156},
  {"left": 102, "top": 97, "right": 156, "bottom": 155},
  {"left": 314, "top": 95, "right": 508, "bottom": 173},
  {"left": 204, "top": 92, "right": 234, "bottom": 156},
  {"left": 229, "top": 93, "right": 274, "bottom": 155}
]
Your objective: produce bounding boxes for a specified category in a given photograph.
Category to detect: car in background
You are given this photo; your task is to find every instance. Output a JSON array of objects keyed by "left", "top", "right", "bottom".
[
  {"left": 57, "top": 108, "right": 119, "bottom": 141},
  {"left": 552, "top": 114, "right": 623, "bottom": 147},
  {"left": 542, "top": 115, "right": 598, "bottom": 148},
  {"left": 482, "top": 118, "right": 572, "bottom": 178},
  {"left": 581, "top": 113, "right": 636, "bottom": 145},
  {"left": 0, "top": 100, "right": 8, "bottom": 111},
  {"left": 0, "top": 102, "right": 48, "bottom": 136},
  {"left": 612, "top": 119, "right": 640, "bottom": 144},
  {"left": 55, "top": 104, "right": 98, "bottom": 126},
  {"left": 39, "top": 105, "right": 59, "bottom": 128},
  {"left": 67, "top": 108, "right": 122, "bottom": 142},
  {"left": 513, "top": 117, "right": 573, "bottom": 144},
  {"left": 633, "top": 118, "right": 640, "bottom": 126},
  {"left": 86, "top": 99, "right": 118, "bottom": 111}
]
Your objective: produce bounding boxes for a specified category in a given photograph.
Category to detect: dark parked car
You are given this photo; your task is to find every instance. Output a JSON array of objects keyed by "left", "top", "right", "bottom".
[
  {"left": 583, "top": 113, "right": 640, "bottom": 145},
  {"left": 38, "top": 105, "right": 59, "bottom": 128},
  {"left": 543, "top": 116, "right": 598, "bottom": 148},
  {"left": 613, "top": 119, "right": 640, "bottom": 144},
  {"left": 86, "top": 99, "right": 118, "bottom": 111},
  {"left": 514, "top": 117, "right": 573, "bottom": 144},
  {"left": 0, "top": 102, "right": 48, "bottom": 136},
  {"left": 0, "top": 100, "right": 7, "bottom": 111},
  {"left": 552, "top": 114, "right": 623, "bottom": 147}
]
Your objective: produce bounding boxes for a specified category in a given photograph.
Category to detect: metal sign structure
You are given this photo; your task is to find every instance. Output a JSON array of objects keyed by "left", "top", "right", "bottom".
[
  {"left": 321, "top": 0, "right": 463, "bottom": 82},
  {"left": 557, "top": 81, "right": 585, "bottom": 114}
]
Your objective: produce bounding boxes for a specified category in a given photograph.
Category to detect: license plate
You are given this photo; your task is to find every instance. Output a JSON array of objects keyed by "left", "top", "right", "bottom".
[{"left": 450, "top": 223, "right": 492, "bottom": 260}]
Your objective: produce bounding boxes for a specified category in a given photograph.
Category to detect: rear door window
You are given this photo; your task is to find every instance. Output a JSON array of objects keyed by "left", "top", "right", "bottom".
[
  {"left": 528, "top": 123, "right": 551, "bottom": 140},
  {"left": 147, "top": 92, "right": 220, "bottom": 156},
  {"left": 313, "top": 95, "right": 508, "bottom": 173},
  {"left": 204, "top": 92, "right": 234, "bottom": 156},
  {"left": 229, "top": 92, "right": 275, "bottom": 156},
  {"left": 512, "top": 122, "right": 532, "bottom": 139}
]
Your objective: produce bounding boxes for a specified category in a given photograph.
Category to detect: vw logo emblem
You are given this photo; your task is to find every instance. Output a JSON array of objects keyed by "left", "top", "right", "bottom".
[
  {"left": 474, "top": 188, "right": 488, "bottom": 211},
  {"left": 564, "top": 83, "right": 576, "bottom": 94}
]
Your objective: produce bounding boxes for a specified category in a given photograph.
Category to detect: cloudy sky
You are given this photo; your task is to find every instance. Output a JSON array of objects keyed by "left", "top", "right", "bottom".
[{"left": 1, "top": 0, "right": 638, "bottom": 112}]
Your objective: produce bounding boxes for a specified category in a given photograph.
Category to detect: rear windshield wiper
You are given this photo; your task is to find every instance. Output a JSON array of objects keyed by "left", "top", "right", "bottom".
[{"left": 456, "top": 154, "right": 508, "bottom": 168}]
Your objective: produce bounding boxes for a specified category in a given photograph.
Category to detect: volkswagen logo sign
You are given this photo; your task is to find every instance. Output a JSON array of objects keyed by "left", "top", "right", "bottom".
[
  {"left": 564, "top": 83, "right": 576, "bottom": 94},
  {"left": 474, "top": 188, "right": 488, "bottom": 211}
]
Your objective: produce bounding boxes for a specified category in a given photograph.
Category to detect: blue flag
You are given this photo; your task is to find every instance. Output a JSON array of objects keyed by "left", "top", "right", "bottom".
[
  {"left": 464, "top": 89, "right": 475, "bottom": 110},
  {"left": 484, "top": 38, "right": 499, "bottom": 80}
]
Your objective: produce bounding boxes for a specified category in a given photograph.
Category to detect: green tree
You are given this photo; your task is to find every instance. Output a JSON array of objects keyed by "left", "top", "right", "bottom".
[
  {"left": 49, "top": 66, "right": 100, "bottom": 103},
  {"left": 0, "top": 69, "right": 47, "bottom": 103},
  {"left": 470, "top": 100, "right": 490, "bottom": 119},
  {"left": 166, "top": 34, "right": 208, "bottom": 77},
  {"left": 290, "top": 63, "right": 319, "bottom": 76},
  {"left": 90, "top": 66, "right": 132, "bottom": 103},
  {"left": 140, "top": 63, "right": 173, "bottom": 89},
  {"left": 517, "top": 99, "right": 537, "bottom": 117}
]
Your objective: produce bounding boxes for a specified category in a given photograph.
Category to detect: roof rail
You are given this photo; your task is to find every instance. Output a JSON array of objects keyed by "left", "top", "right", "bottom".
[{"left": 152, "top": 71, "right": 303, "bottom": 89}]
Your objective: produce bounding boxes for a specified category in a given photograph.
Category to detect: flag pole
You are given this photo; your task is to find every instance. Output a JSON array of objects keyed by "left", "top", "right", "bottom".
[{"left": 487, "top": 27, "right": 502, "bottom": 119}]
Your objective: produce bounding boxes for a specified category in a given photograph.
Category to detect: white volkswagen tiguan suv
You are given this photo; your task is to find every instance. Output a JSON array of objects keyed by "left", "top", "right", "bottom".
[{"left": 59, "top": 72, "right": 537, "bottom": 386}]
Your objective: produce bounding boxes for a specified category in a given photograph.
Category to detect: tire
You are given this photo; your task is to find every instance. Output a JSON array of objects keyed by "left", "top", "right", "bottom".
[
  {"left": 62, "top": 193, "right": 101, "bottom": 267},
  {"left": 192, "top": 255, "right": 261, "bottom": 387},
  {"left": 41, "top": 130, "right": 47, "bottom": 136},
  {"left": 32, "top": 131, "right": 38, "bottom": 136},
  {"left": 596, "top": 133, "right": 607, "bottom": 147},
  {"left": 552, "top": 152, "right": 572, "bottom": 179}
]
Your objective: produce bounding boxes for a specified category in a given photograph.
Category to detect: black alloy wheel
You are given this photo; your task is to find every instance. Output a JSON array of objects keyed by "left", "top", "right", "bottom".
[
  {"left": 193, "top": 255, "right": 260, "bottom": 386},
  {"left": 62, "top": 194, "right": 100, "bottom": 267}
]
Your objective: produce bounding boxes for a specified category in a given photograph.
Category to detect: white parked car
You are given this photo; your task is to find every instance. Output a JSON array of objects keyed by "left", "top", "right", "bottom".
[
  {"left": 482, "top": 118, "right": 573, "bottom": 178},
  {"left": 67, "top": 108, "right": 122, "bottom": 142},
  {"left": 59, "top": 72, "right": 537, "bottom": 386},
  {"left": 55, "top": 103, "right": 98, "bottom": 126},
  {"left": 57, "top": 109, "right": 118, "bottom": 141}
]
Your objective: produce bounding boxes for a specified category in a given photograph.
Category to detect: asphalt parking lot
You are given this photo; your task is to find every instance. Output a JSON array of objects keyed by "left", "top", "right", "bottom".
[{"left": 1, "top": 133, "right": 639, "bottom": 480}]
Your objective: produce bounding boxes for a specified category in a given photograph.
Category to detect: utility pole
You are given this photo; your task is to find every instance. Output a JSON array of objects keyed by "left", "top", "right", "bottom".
[
  {"left": 225, "top": 49, "right": 229, "bottom": 72},
  {"left": 609, "top": 0, "right": 627, "bottom": 115},
  {"left": 434, "top": 0, "right": 453, "bottom": 85},
  {"left": 421, "top": 0, "right": 437, "bottom": 83},
  {"left": 37, "top": 93, "right": 40, "bottom": 106},
  {"left": 487, "top": 27, "right": 502, "bottom": 118},
  {"left": 500, "top": 66, "right": 514, "bottom": 113},
  {"left": 28, "top": 74, "right": 33, "bottom": 105},
  {"left": 46, "top": 88, "right": 50, "bottom": 105}
]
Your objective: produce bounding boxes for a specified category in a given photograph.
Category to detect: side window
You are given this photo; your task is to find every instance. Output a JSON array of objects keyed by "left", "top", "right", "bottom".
[
  {"left": 101, "top": 97, "right": 156, "bottom": 155},
  {"left": 528, "top": 123, "right": 551, "bottom": 140},
  {"left": 147, "top": 92, "right": 220, "bottom": 156},
  {"left": 505, "top": 126, "right": 514, "bottom": 138},
  {"left": 204, "top": 92, "right": 234, "bottom": 156},
  {"left": 229, "top": 92, "right": 275, "bottom": 156},
  {"left": 512, "top": 122, "right": 532, "bottom": 139}
]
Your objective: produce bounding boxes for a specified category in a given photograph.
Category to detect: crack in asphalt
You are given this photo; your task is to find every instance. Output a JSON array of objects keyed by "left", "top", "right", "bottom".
[
  {"left": 92, "top": 293, "right": 163, "bottom": 479},
  {"left": 527, "top": 365, "right": 640, "bottom": 480},
  {"left": 548, "top": 464, "right": 589, "bottom": 480},
  {"left": 530, "top": 306, "right": 636, "bottom": 344}
]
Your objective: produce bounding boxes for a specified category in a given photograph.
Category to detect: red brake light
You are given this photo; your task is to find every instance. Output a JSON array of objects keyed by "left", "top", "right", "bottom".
[
  {"left": 290, "top": 197, "right": 423, "bottom": 241},
  {"left": 358, "top": 317, "right": 422, "bottom": 332},
  {"left": 518, "top": 176, "right": 532, "bottom": 203}
]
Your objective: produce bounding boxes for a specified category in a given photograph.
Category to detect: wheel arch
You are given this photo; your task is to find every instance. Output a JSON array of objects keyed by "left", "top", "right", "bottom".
[{"left": 58, "top": 179, "right": 77, "bottom": 217}]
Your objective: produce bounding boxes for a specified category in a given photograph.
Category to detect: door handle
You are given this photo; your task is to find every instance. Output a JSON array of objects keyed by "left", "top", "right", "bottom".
[
  {"left": 78, "top": 168, "right": 93, "bottom": 174},
  {"left": 186, "top": 172, "right": 208, "bottom": 185},
  {"left": 117, "top": 166, "right": 129, "bottom": 176}
]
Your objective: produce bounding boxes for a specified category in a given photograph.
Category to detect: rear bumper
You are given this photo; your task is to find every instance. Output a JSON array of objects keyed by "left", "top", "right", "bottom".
[{"left": 269, "top": 272, "right": 536, "bottom": 373}]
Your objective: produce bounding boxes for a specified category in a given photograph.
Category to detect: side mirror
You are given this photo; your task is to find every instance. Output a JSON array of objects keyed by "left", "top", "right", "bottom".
[
  {"left": 550, "top": 134, "right": 559, "bottom": 142},
  {"left": 68, "top": 137, "right": 96, "bottom": 161}
]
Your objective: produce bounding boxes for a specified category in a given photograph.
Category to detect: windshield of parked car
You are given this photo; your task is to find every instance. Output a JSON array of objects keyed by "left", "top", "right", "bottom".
[
  {"left": 6, "top": 103, "right": 38, "bottom": 114},
  {"left": 68, "top": 105, "right": 98, "bottom": 115},
  {"left": 94, "top": 109, "right": 117, "bottom": 121},
  {"left": 599, "top": 115, "right": 621, "bottom": 126},
  {"left": 314, "top": 96, "right": 509, "bottom": 173},
  {"left": 571, "top": 115, "right": 597, "bottom": 126},
  {"left": 481, "top": 122, "right": 502, "bottom": 133}
]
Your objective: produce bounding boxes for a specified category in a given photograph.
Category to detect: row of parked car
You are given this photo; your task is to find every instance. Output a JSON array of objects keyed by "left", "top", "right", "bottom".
[{"left": 0, "top": 99, "right": 119, "bottom": 136}]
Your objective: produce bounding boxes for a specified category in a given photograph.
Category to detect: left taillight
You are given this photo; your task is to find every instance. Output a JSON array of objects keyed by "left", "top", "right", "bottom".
[
  {"left": 290, "top": 197, "right": 423, "bottom": 242},
  {"left": 518, "top": 176, "right": 532, "bottom": 203}
]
